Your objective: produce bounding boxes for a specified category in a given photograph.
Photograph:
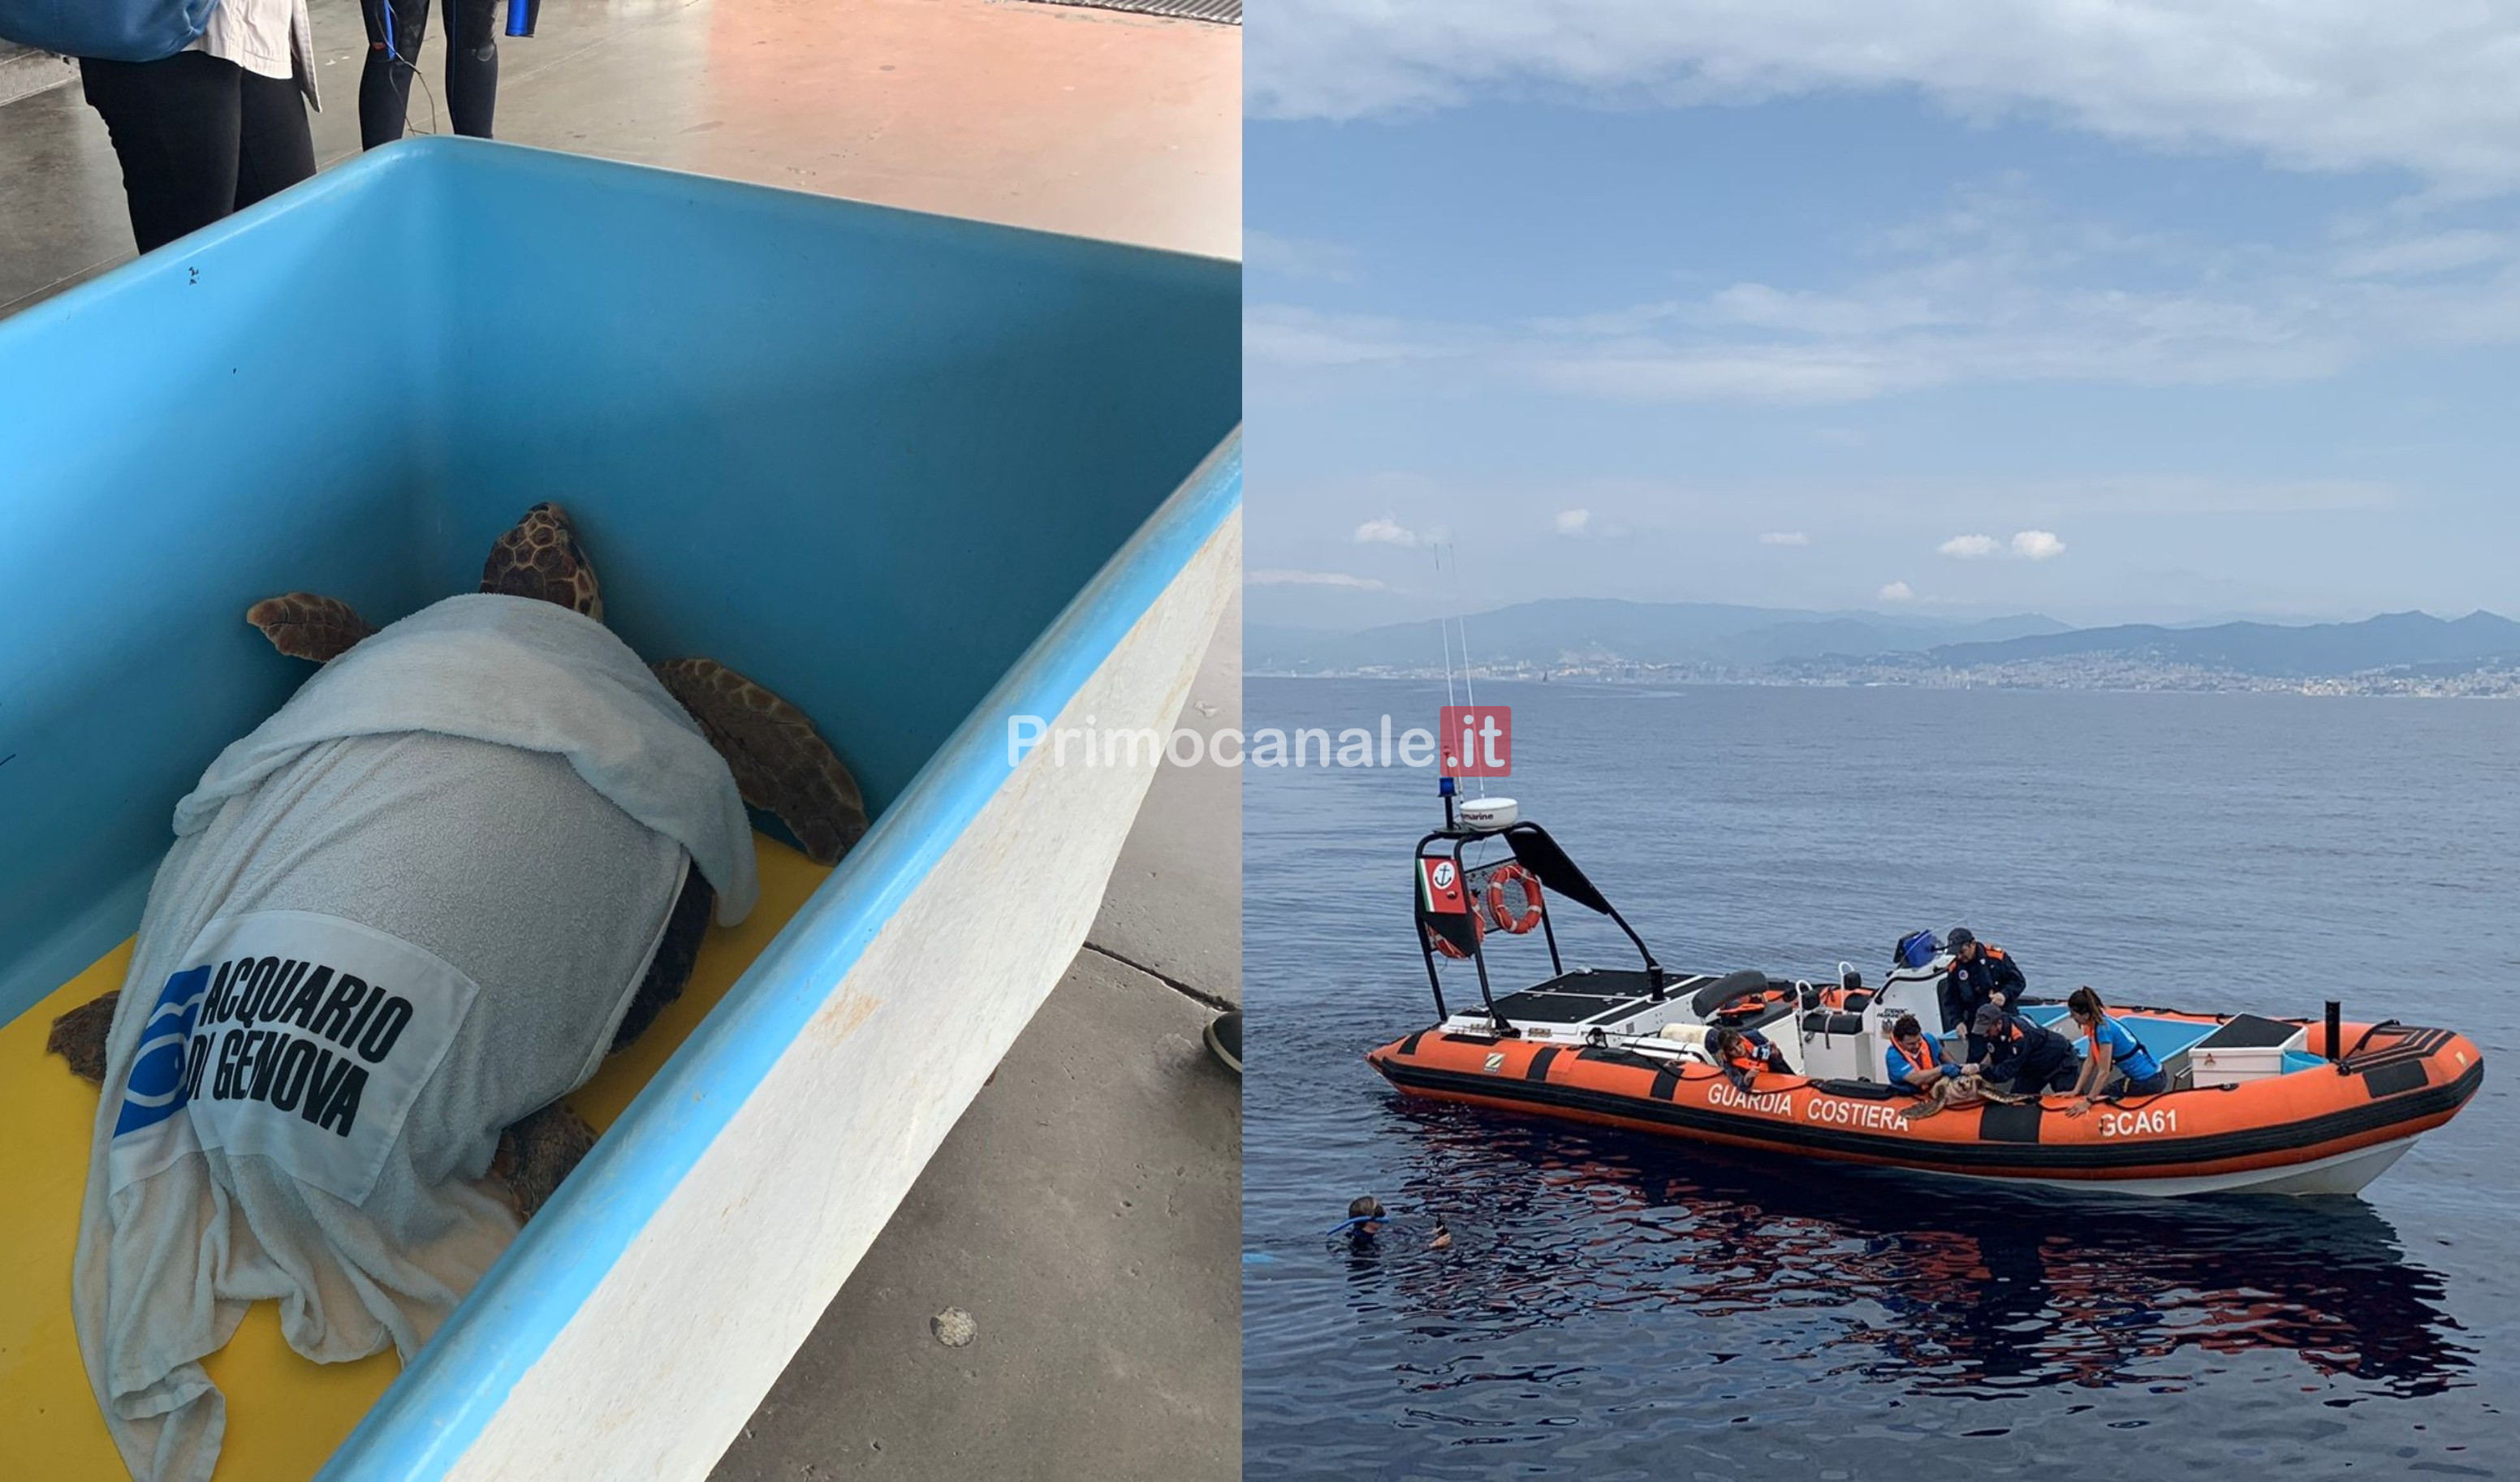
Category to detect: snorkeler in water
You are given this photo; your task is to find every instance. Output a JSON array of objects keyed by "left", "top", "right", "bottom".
[
  {"left": 1327, "top": 1196, "right": 1452, "bottom": 1252},
  {"left": 1329, "top": 1196, "right": 1387, "bottom": 1239}
]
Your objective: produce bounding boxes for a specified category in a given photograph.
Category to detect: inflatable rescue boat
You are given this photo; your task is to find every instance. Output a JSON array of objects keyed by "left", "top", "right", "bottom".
[{"left": 1368, "top": 792, "right": 2483, "bottom": 1198}]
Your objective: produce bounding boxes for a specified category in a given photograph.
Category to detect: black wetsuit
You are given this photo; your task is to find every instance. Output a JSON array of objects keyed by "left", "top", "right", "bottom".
[
  {"left": 1978, "top": 1010, "right": 2078, "bottom": 1095},
  {"left": 357, "top": 0, "right": 511, "bottom": 146}
]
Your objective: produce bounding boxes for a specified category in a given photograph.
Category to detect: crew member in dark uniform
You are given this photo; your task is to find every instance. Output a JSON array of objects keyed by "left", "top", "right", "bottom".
[
  {"left": 1971, "top": 1002, "right": 2080, "bottom": 1095},
  {"left": 1940, "top": 926, "right": 2026, "bottom": 1059}
]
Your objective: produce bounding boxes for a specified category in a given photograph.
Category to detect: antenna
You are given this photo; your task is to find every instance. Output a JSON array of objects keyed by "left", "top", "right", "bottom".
[
  {"left": 1447, "top": 542, "right": 1486, "bottom": 799},
  {"left": 1436, "top": 542, "right": 1458, "bottom": 710},
  {"left": 1434, "top": 543, "right": 1459, "bottom": 827}
]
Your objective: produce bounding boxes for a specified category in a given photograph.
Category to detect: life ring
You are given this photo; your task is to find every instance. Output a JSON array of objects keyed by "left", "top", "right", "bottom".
[
  {"left": 1484, "top": 864, "right": 1545, "bottom": 934},
  {"left": 1426, "top": 915, "right": 1483, "bottom": 959}
]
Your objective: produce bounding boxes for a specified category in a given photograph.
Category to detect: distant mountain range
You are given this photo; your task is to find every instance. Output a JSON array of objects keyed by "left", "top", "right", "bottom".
[
  {"left": 1249, "top": 599, "right": 2520, "bottom": 686},
  {"left": 1918, "top": 610, "right": 2520, "bottom": 678},
  {"left": 1248, "top": 600, "right": 2071, "bottom": 674}
]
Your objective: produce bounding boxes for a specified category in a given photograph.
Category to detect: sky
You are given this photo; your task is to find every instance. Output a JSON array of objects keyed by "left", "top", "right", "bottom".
[{"left": 1243, "top": 2, "right": 2520, "bottom": 631}]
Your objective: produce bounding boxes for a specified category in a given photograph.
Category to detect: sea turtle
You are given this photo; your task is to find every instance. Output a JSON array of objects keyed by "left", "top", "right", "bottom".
[{"left": 47, "top": 501, "right": 869, "bottom": 1218}]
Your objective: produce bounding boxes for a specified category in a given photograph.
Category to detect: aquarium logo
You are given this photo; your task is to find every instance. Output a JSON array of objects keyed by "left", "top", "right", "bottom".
[{"left": 114, "top": 965, "right": 211, "bottom": 1136}]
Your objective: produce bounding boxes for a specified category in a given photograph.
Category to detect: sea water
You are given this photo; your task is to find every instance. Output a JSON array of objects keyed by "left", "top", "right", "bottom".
[{"left": 1245, "top": 678, "right": 2516, "bottom": 1479}]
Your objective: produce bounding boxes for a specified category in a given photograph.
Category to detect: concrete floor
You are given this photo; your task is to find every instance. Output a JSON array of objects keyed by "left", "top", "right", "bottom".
[
  {"left": 0, "top": 3, "right": 1241, "bottom": 1476},
  {"left": 2, "top": 0, "right": 1238, "bottom": 313},
  {"left": 712, "top": 596, "right": 1241, "bottom": 1482}
]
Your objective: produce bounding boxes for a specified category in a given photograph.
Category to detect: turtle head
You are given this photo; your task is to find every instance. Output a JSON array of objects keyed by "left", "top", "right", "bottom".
[{"left": 481, "top": 502, "right": 603, "bottom": 622}]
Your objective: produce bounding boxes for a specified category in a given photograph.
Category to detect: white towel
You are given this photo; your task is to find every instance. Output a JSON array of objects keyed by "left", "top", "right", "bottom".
[
  {"left": 176, "top": 594, "right": 758, "bottom": 926},
  {"left": 73, "top": 593, "right": 757, "bottom": 1482}
]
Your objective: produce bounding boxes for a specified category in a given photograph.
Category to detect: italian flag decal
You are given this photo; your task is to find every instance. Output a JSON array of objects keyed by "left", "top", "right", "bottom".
[{"left": 1419, "top": 857, "right": 1469, "bottom": 915}]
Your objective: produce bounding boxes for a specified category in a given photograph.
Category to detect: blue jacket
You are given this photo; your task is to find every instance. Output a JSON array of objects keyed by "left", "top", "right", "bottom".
[
  {"left": 1884, "top": 1034, "right": 1958, "bottom": 1091},
  {"left": 2082, "top": 1012, "right": 2163, "bottom": 1083}
]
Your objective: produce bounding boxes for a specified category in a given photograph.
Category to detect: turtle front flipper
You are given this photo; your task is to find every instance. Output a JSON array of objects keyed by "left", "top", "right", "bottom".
[
  {"left": 652, "top": 657, "right": 869, "bottom": 868},
  {"left": 481, "top": 502, "right": 602, "bottom": 620},
  {"left": 247, "top": 593, "right": 378, "bottom": 662},
  {"left": 492, "top": 1100, "right": 599, "bottom": 1222},
  {"left": 48, "top": 990, "right": 119, "bottom": 1083}
]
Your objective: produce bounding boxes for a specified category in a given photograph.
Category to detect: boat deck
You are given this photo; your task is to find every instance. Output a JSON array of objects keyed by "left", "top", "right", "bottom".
[
  {"left": 2018, "top": 1003, "right": 2229, "bottom": 1063},
  {"left": 1484, "top": 969, "right": 1715, "bottom": 1026}
]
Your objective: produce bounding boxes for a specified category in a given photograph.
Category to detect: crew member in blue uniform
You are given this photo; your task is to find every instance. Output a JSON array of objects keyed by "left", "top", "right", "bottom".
[
  {"left": 2063, "top": 986, "right": 2168, "bottom": 1112},
  {"left": 1971, "top": 1002, "right": 2080, "bottom": 1096},
  {"left": 1884, "top": 1015, "right": 1965, "bottom": 1094},
  {"left": 1940, "top": 926, "right": 2026, "bottom": 1059}
]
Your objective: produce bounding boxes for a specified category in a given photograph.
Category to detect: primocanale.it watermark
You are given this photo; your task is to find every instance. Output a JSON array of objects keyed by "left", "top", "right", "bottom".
[{"left": 1008, "top": 704, "right": 1514, "bottom": 772}]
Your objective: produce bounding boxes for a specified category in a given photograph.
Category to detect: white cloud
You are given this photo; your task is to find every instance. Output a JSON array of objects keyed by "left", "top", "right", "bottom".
[
  {"left": 1516, "top": 200, "right": 2358, "bottom": 403},
  {"left": 1252, "top": 181, "right": 2430, "bottom": 406},
  {"left": 1939, "top": 530, "right": 2068, "bottom": 560},
  {"left": 1245, "top": 229, "right": 1360, "bottom": 282},
  {"left": 1354, "top": 515, "right": 1422, "bottom": 547},
  {"left": 2332, "top": 229, "right": 2507, "bottom": 279},
  {"left": 1710, "top": 282, "right": 1946, "bottom": 337},
  {"left": 1528, "top": 343, "right": 1947, "bottom": 405},
  {"left": 1758, "top": 532, "right": 1809, "bottom": 546},
  {"left": 1249, "top": 2, "right": 2520, "bottom": 191},
  {"left": 1877, "top": 581, "right": 1915, "bottom": 602},
  {"left": 1244, "top": 306, "right": 1456, "bottom": 368},
  {"left": 1555, "top": 508, "right": 1593, "bottom": 535},
  {"left": 1248, "top": 569, "right": 1387, "bottom": 589},
  {"left": 1829, "top": 474, "right": 2392, "bottom": 516},
  {"left": 2015, "top": 476, "right": 2394, "bottom": 515}
]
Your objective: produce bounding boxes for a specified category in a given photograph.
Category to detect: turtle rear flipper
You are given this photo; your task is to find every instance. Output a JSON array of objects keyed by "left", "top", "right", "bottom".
[
  {"left": 653, "top": 657, "right": 868, "bottom": 868},
  {"left": 48, "top": 990, "right": 119, "bottom": 1083},
  {"left": 492, "top": 1100, "right": 599, "bottom": 1222},
  {"left": 247, "top": 593, "right": 378, "bottom": 662},
  {"left": 609, "top": 869, "right": 714, "bottom": 1054}
]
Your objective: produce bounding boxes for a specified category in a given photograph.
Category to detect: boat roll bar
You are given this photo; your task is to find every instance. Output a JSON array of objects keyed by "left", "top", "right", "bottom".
[{"left": 1413, "top": 818, "right": 1666, "bottom": 1032}]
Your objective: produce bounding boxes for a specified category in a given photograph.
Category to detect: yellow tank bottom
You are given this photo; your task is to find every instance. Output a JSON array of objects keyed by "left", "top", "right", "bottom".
[{"left": 0, "top": 835, "right": 830, "bottom": 1480}]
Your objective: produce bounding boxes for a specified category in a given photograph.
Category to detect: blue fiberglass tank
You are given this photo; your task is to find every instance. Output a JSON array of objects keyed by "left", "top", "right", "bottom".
[{"left": 0, "top": 136, "right": 1241, "bottom": 1480}]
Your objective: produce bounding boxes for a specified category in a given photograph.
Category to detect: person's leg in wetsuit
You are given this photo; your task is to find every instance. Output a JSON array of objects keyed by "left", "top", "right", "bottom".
[
  {"left": 442, "top": 0, "right": 500, "bottom": 139},
  {"left": 359, "top": 0, "right": 500, "bottom": 147},
  {"left": 359, "top": 0, "right": 425, "bottom": 148}
]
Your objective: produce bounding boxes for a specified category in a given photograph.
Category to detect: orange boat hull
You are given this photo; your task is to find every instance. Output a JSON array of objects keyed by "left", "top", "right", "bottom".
[{"left": 1367, "top": 1018, "right": 2482, "bottom": 1196}]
